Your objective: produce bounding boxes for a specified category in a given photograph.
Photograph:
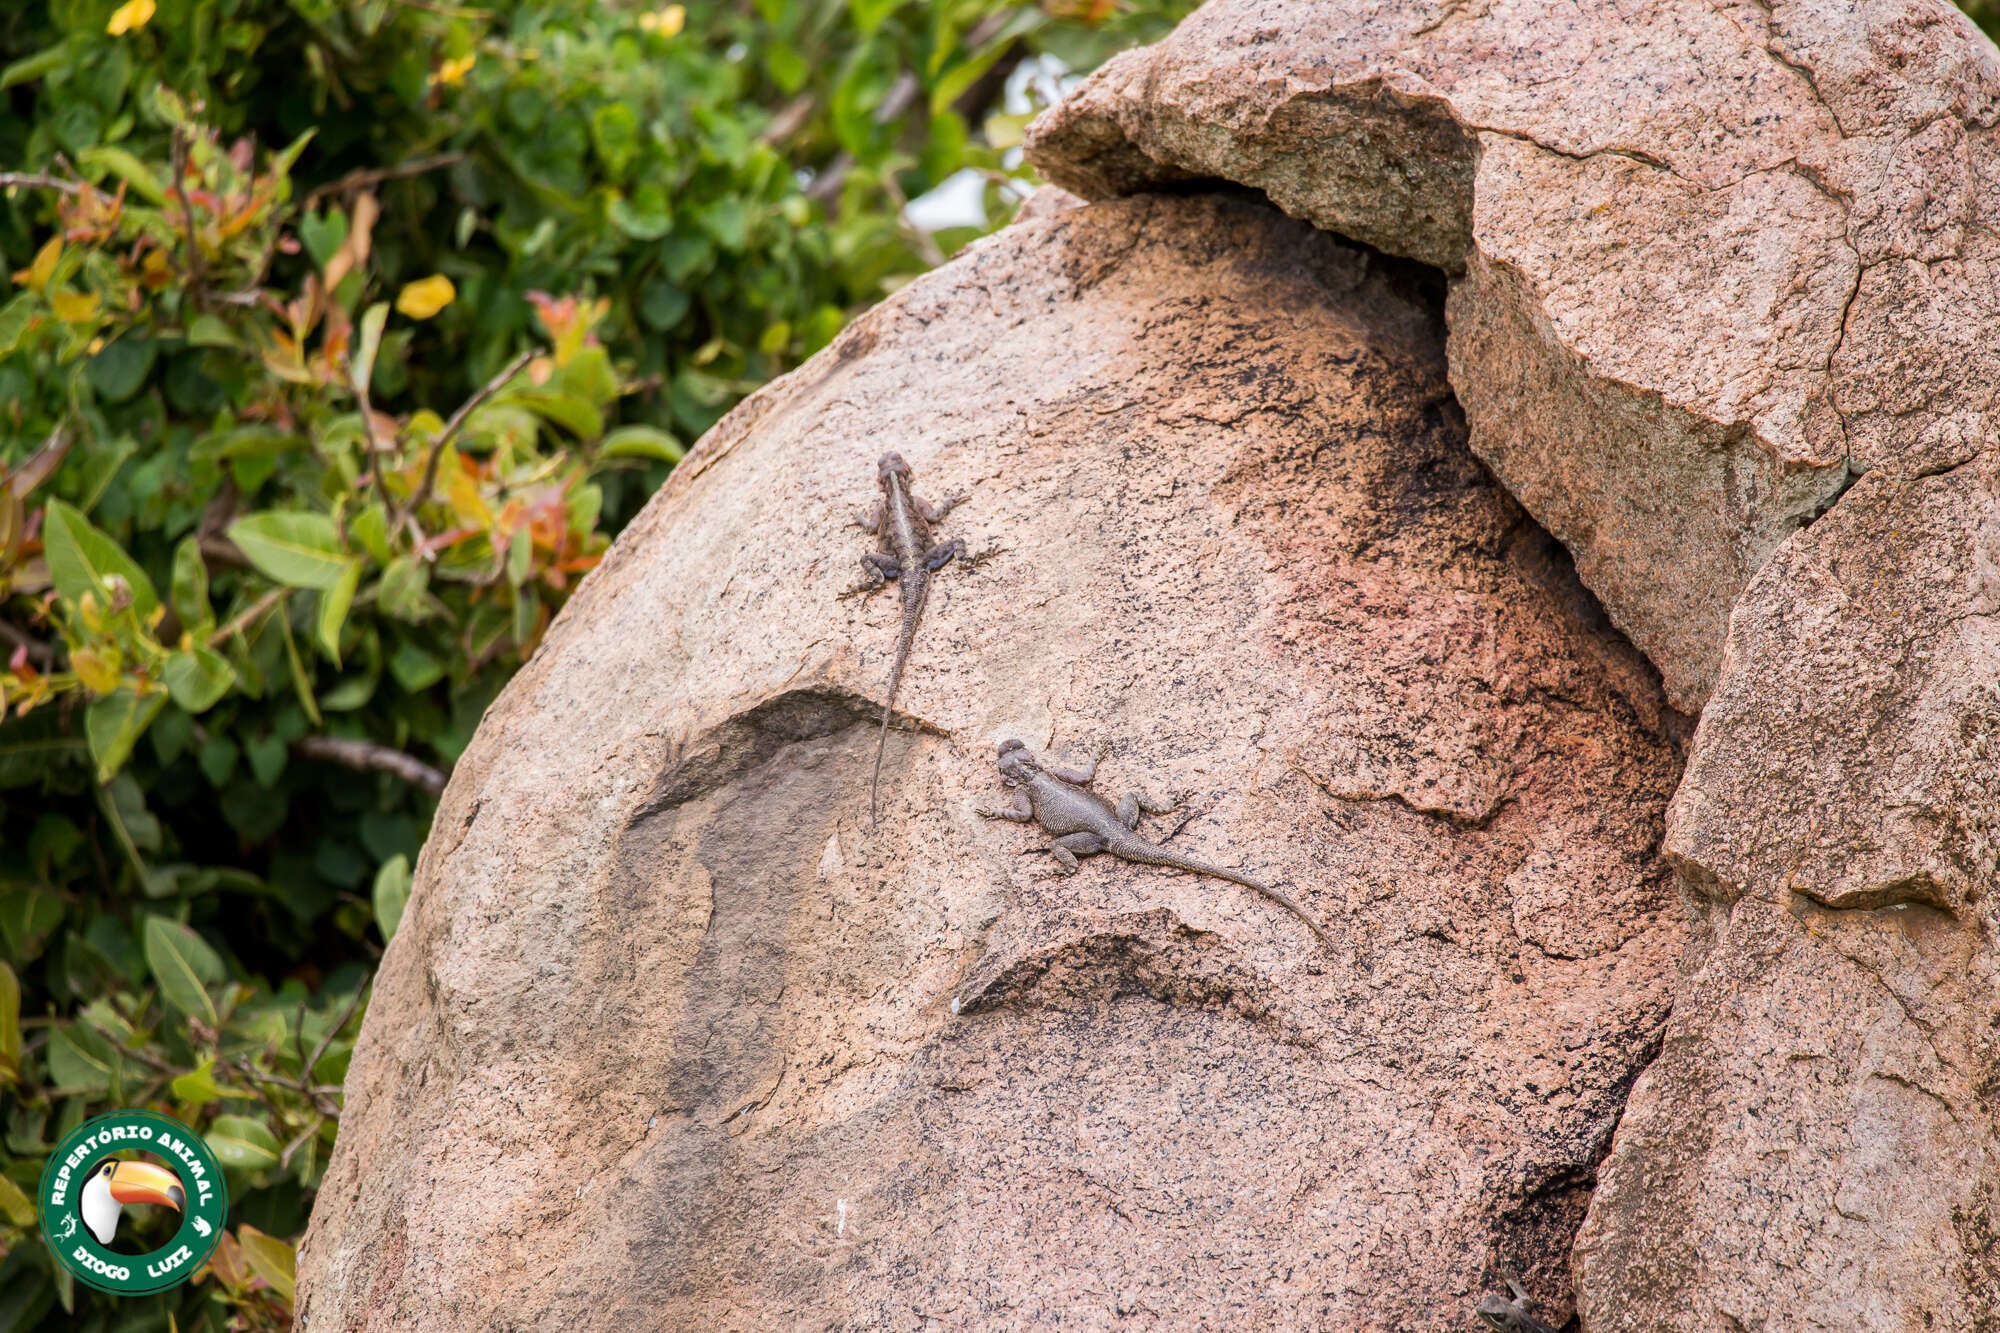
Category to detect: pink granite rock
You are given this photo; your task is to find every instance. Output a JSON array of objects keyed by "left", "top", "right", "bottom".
[{"left": 294, "top": 194, "right": 1685, "bottom": 1331}]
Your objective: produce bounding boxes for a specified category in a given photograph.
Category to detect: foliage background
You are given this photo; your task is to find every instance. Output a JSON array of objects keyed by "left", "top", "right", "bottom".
[{"left": 0, "top": 1, "right": 1194, "bottom": 1328}]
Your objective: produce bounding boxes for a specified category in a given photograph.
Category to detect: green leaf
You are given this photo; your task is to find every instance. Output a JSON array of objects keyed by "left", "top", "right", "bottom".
[
  {"left": 244, "top": 733, "right": 287, "bottom": 788},
  {"left": 171, "top": 1058, "right": 256, "bottom": 1105},
  {"left": 228, "top": 512, "right": 352, "bottom": 589},
  {"left": 238, "top": 1225, "right": 297, "bottom": 1300},
  {"left": 171, "top": 536, "right": 212, "bottom": 632},
  {"left": 591, "top": 103, "right": 641, "bottom": 178},
  {"left": 143, "top": 916, "right": 225, "bottom": 1027},
  {"left": 599, "top": 425, "right": 685, "bottom": 464},
  {"left": 77, "top": 145, "right": 167, "bottom": 205},
  {"left": 0, "top": 1172, "right": 35, "bottom": 1228},
  {"left": 277, "top": 604, "right": 322, "bottom": 726},
  {"left": 299, "top": 209, "right": 349, "bottom": 271},
  {"left": 42, "top": 499, "right": 161, "bottom": 621},
  {"left": 0, "top": 293, "right": 37, "bottom": 357},
  {"left": 317, "top": 557, "right": 362, "bottom": 663},
  {"left": 352, "top": 302, "right": 389, "bottom": 400},
  {"left": 0, "top": 40, "right": 68, "bottom": 90},
  {"left": 86, "top": 689, "right": 166, "bottom": 783},
  {"left": 0, "top": 889, "right": 64, "bottom": 960},
  {"left": 46, "top": 1023, "right": 119, "bottom": 1095},
  {"left": 377, "top": 555, "right": 434, "bottom": 622},
  {"left": 373, "top": 854, "right": 411, "bottom": 941},
  {"left": 84, "top": 335, "right": 159, "bottom": 403},
  {"left": 388, "top": 639, "right": 444, "bottom": 692},
  {"left": 350, "top": 502, "right": 390, "bottom": 564},
  {"left": 197, "top": 735, "right": 238, "bottom": 786},
  {"left": 163, "top": 647, "right": 235, "bottom": 713},
  {"left": 608, "top": 185, "right": 672, "bottom": 240},
  {"left": 510, "top": 389, "right": 603, "bottom": 440},
  {"left": 206, "top": 1115, "right": 281, "bottom": 1172},
  {"left": 0, "top": 961, "right": 18, "bottom": 1081},
  {"left": 170, "top": 1059, "right": 226, "bottom": 1104}
]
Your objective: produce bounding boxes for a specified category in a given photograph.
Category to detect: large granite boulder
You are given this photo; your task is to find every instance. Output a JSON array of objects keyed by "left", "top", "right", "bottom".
[
  {"left": 294, "top": 194, "right": 1687, "bottom": 1329},
  {"left": 1025, "top": 1, "right": 2000, "bottom": 1327}
]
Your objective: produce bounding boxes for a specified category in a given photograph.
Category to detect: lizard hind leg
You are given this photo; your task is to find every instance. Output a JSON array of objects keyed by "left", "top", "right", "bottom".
[
  {"left": 1050, "top": 832, "right": 1107, "bottom": 873},
  {"left": 1114, "top": 790, "right": 1176, "bottom": 830},
  {"left": 921, "top": 537, "right": 963, "bottom": 572}
]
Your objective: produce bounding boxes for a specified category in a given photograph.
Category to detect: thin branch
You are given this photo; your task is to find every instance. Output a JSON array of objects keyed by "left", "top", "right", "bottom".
[
  {"left": 279, "top": 1114, "right": 325, "bottom": 1169},
  {"left": 302, "top": 152, "right": 465, "bottom": 213},
  {"left": 208, "top": 587, "right": 287, "bottom": 647},
  {"left": 294, "top": 735, "right": 447, "bottom": 796},
  {"left": 0, "top": 172, "right": 82, "bottom": 195},
  {"left": 0, "top": 619, "right": 56, "bottom": 669},
  {"left": 301, "top": 980, "right": 370, "bottom": 1086},
  {"left": 170, "top": 130, "right": 209, "bottom": 307},
  {"left": 400, "top": 348, "right": 533, "bottom": 525}
]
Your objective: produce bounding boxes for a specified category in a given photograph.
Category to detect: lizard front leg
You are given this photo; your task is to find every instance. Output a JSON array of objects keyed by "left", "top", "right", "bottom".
[
  {"left": 850, "top": 500, "right": 884, "bottom": 533},
  {"left": 1114, "top": 790, "right": 1176, "bottom": 830},
  {"left": 1046, "top": 742, "right": 1108, "bottom": 787},
  {"left": 919, "top": 491, "right": 968, "bottom": 524},
  {"left": 975, "top": 790, "right": 1034, "bottom": 822}
]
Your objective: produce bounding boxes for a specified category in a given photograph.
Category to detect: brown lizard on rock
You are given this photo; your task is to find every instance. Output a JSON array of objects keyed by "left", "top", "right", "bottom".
[
  {"left": 849, "top": 452, "right": 965, "bottom": 826},
  {"left": 1474, "top": 1271, "right": 1557, "bottom": 1333},
  {"left": 974, "top": 739, "right": 1333, "bottom": 949}
]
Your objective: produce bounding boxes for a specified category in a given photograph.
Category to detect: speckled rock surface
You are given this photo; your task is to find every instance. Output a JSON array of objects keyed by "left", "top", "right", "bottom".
[
  {"left": 1024, "top": 0, "right": 2000, "bottom": 712},
  {"left": 1571, "top": 454, "right": 2000, "bottom": 1333},
  {"left": 293, "top": 194, "right": 1687, "bottom": 1331}
]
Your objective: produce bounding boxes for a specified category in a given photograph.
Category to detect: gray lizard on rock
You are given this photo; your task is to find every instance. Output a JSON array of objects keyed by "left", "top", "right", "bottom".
[
  {"left": 850, "top": 452, "right": 965, "bottom": 826},
  {"left": 1475, "top": 1271, "right": 1556, "bottom": 1333},
  {"left": 975, "top": 739, "right": 1332, "bottom": 949}
]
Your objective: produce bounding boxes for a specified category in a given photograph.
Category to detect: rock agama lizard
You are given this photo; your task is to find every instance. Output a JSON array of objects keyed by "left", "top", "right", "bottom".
[
  {"left": 975, "top": 739, "right": 1332, "bottom": 949},
  {"left": 1475, "top": 1271, "right": 1557, "bottom": 1333},
  {"left": 849, "top": 452, "right": 965, "bottom": 825}
]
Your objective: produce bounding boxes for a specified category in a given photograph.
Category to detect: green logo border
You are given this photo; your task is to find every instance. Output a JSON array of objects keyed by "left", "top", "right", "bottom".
[{"left": 38, "top": 1109, "right": 229, "bottom": 1297}]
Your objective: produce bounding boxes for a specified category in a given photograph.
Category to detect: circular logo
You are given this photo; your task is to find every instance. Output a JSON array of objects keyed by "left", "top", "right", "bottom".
[{"left": 37, "top": 1110, "right": 228, "bottom": 1296}]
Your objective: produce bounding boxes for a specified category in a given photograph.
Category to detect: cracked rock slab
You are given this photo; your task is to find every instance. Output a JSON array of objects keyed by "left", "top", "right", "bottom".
[
  {"left": 295, "top": 194, "right": 1685, "bottom": 1331},
  {"left": 1574, "top": 452, "right": 2000, "bottom": 1329},
  {"left": 1024, "top": 0, "right": 2000, "bottom": 710}
]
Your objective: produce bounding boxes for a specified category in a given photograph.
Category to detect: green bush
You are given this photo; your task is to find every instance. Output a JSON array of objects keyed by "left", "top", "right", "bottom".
[{"left": 0, "top": 0, "right": 1194, "bottom": 1327}]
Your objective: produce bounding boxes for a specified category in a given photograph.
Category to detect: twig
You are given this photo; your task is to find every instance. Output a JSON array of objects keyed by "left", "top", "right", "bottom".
[
  {"left": 170, "top": 130, "right": 209, "bottom": 307},
  {"left": 301, "top": 979, "right": 370, "bottom": 1087},
  {"left": 881, "top": 172, "right": 947, "bottom": 269},
  {"left": 0, "top": 620, "right": 56, "bottom": 669},
  {"left": 399, "top": 348, "right": 533, "bottom": 525},
  {"left": 294, "top": 735, "right": 447, "bottom": 795},
  {"left": 208, "top": 587, "right": 287, "bottom": 647},
  {"left": 302, "top": 152, "right": 465, "bottom": 213},
  {"left": 279, "top": 1114, "right": 325, "bottom": 1169},
  {"left": 760, "top": 94, "right": 816, "bottom": 146},
  {"left": 0, "top": 172, "right": 82, "bottom": 195}
]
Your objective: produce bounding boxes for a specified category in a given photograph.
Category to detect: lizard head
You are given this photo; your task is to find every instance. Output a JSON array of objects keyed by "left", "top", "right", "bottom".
[
  {"left": 1474, "top": 1294, "right": 1541, "bottom": 1332},
  {"left": 876, "top": 452, "right": 912, "bottom": 488},
  {"left": 994, "top": 738, "right": 1036, "bottom": 784}
]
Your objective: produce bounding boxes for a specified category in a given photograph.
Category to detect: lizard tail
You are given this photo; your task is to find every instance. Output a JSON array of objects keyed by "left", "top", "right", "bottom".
[
  {"left": 1131, "top": 846, "right": 1334, "bottom": 950},
  {"left": 869, "top": 593, "right": 924, "bottom": 826}
]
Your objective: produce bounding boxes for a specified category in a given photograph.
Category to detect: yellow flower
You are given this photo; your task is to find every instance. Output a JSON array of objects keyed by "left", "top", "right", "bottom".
[
  {"left": 105, "top": 0, "right": 156, "bottom": 35},
  {"left": 395, "top": 274, "right": 456, "bottom": 320},
  {"left": 638, "top": 5, "right": 686, "bottom": 36},
  {"left": 432, "top": 53, "right": 476, "bottom": 87}
]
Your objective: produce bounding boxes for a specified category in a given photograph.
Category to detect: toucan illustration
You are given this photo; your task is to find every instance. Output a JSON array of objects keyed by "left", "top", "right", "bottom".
[{"left": 78, "top": 1158, "right": 185, "bottom": 1246}]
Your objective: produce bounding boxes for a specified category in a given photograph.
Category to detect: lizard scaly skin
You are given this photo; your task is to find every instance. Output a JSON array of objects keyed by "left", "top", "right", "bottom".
[
  {"left": 976, "top": 739, "right": 1332, "bottom": 950},
  {"left": 851, "top": 453, "right": 964, "bottom": 825}
]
